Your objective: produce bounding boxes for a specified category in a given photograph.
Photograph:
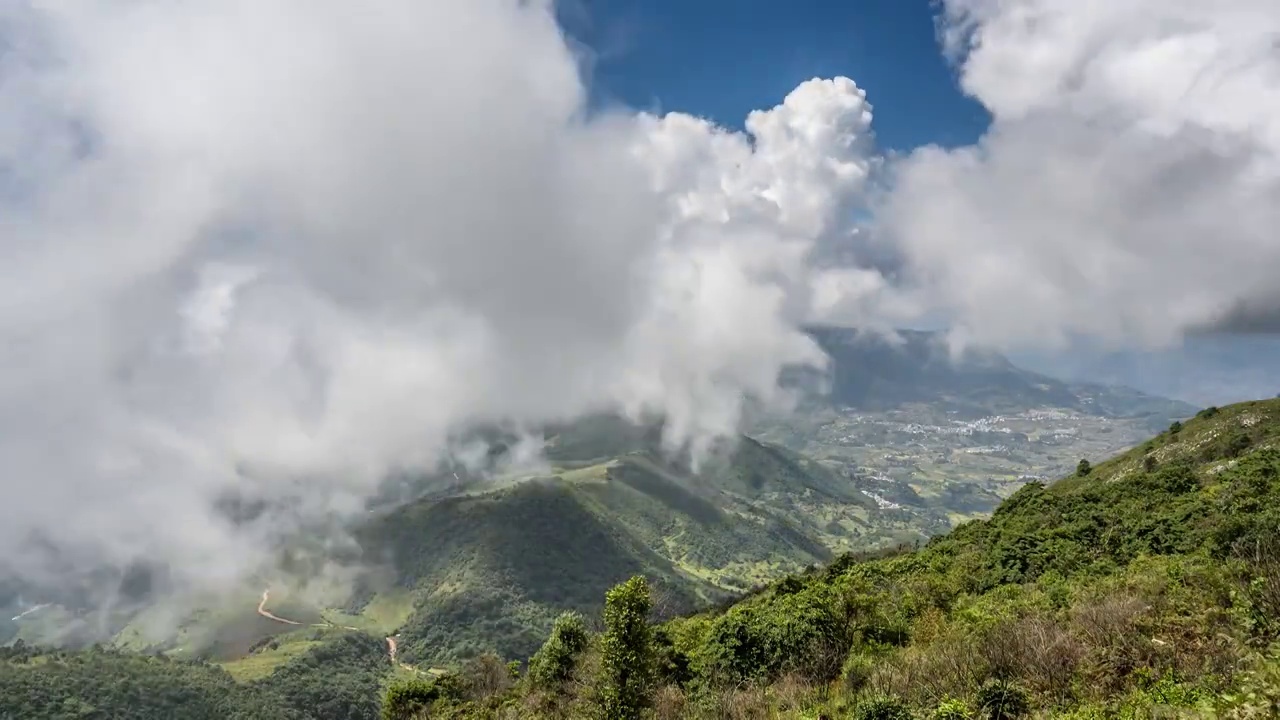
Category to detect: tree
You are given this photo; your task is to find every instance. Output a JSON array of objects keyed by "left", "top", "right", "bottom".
[
  {"left": 977, "top": 679, "right": 1029, "bottom": 719},
  {"left": 1076, "top": 459, "right": 1092, "bottom": 477},
  {"left": 1170, "top": 420, "right": 1183, "bottom": 435},
  {"left": 596, "top": 576, "right": 654, "bottom": 720},
  {"left": 528, "top": 611, "right": 590, "bottom": 689},
  {"left": 381, "top": 679, "right": 438, "bottom": 720}
]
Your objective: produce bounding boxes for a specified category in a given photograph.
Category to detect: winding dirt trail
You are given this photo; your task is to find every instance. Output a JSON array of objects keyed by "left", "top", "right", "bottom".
[
  {"left": 256, "top": 587, "right": 394, "bottom": 665},
  {"left": 385, "top": 634, "right": 423, "bottom": 672},
  {"left": 256, "top": 590, "right": 302, "bottom": 626}
]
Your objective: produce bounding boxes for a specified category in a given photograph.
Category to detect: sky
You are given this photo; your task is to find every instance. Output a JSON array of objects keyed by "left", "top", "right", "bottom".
[
  {"left": 559, "top": 0, "right": 992, "bottom": 150},
  {"left": 559, "top": 0, "right": 1280, "bottom": 404},
  {"left": 0, "top": 0, "right": 1278, "bottom": 604}
]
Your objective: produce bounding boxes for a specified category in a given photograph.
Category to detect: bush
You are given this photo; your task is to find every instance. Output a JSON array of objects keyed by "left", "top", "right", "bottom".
[
  {"left": 976, "top": 679, "right": 1029, "bottom": 720},
  {"left": 382, "top": 678, "right": 440, "bottom": 720},
  {"left": 597, "top": 576, "right": 655, "bottom": 719},
  {"left": 856, "top": 694, "right": 915, "bottom": 720},
  {"left": 698, "top": 584, "right": 846, "bottom": 684},
  {"left": 843, "top": 651, "right": 876, "bottom": 694},
  {"left": 931, "top": 698, "right": 973, "bottom": 720},
  {"left": 461, "top": 652, "right": 515, "bottom": 700},
  {"left": 528, "top": 611, "right": 590, "bottom": 689}
]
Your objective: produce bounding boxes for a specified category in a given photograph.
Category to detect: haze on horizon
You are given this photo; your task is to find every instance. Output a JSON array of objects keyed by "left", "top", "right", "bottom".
[{"left": 0, "top": 0, "right": 1277, "bottom": 598}]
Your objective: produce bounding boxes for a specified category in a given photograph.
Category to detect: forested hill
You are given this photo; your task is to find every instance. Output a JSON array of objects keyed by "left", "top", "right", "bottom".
[
  {"left": 380, "top": 398, "right": 1280, "bottom": 718},
  {"left": 6, "top": 399, "right": 1280, "bottom": 719}
]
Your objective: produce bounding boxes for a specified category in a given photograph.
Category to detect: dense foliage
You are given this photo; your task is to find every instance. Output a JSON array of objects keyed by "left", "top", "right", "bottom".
[
  {"left": 262, "top": 632, "right": 391, "bottom": 720},
  {"left": 0, "top": 643, "right": 299, "bottom": 720},
  {"left": 0, "top": 632, "right": 393, "bottom": 720},
  {"left": 354, "top": 432, "right": 889, "bottom": 666},
  {"left": 381, "top": 399, "right": 1280, "bottom": 718},
  {"left": 597, "top": 576, "right": 656, "bottom": 719},
  {"left": 6, "top": 399, "right": 1278, "bottom": 719}
]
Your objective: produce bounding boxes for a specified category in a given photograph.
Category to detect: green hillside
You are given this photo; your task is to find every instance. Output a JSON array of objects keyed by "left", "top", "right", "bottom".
[
  {"left": 6, "top": 399, "right": 1280, "bottom": 719},
  {"left": 350, "top": 434, "right": 913, "bottom": 667},
  {"left": 380, "top": 398, "right": 1280, "bottom": 719},
  {"left": 0, "top": 631, "right": 393, "bottom": 720}
]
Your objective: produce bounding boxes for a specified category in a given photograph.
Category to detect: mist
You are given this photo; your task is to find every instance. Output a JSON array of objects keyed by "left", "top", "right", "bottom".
[
  {"left": 0, "top": 0, "right": 868, "bottom": 601},
  {"left": 1, "top": 0, "right": 1278, "bottom": 616}
]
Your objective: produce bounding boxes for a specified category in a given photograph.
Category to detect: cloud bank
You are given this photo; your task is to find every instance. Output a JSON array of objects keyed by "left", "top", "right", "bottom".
[
  {"left": 0, "top": 0, "right": 871, "bottom": 592},
  {"left": 877, "top": 0, "right": 1280, "bottom": 350},
  {"left": 0, "top": 0, "right": 1277, "bottom": 600}
]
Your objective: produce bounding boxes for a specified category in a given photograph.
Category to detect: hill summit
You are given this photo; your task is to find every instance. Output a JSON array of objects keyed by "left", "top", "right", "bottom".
[{"left": 796, "top": 326, "right": 1195, "bottom": 419}]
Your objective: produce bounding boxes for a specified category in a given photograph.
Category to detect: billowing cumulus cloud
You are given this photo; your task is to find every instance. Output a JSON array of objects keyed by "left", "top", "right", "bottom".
[
  {"left": 0, "top": 1, "right": 874, "bottom": 592},
  {"left": 2, "top": 0, "right": 1278, "bottom": 605},
  {"left": 875, "top": 0, "right": 1280, "bottom": 351}
]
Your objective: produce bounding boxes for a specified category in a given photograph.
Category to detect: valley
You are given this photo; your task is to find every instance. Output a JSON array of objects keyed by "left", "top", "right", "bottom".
[
  {"left": 756, "top": 402, "right": 1178, "bottom": 522},
  {"left": 2, "top": 330, "right": 1198, "bottom": 681},
  {"left": 5, "top": 397, "right": 1278, "bottom": 719}
]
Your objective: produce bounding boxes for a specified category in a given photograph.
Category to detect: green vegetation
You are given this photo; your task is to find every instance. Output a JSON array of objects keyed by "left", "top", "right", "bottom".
[
  {"left": 377, "top": 398, "right": 1280, "bottom": 718},
  {"left": 0, "top": 642, "right": 300, "bottom": 719},
  {"left": 349, "top": 432, "right": 898, "bottom": 667},
  {"left": 8, "top": 393, "right": 1275, "bottom": 719},
  {"left": 597, "top": 576, "right": 656, "bottom": 719},
  {"left": 1, "top": 631, "right": 394, "bottom": 720},
  {"left": 529, "top": 612, "right": 590, "bottom": 690}
]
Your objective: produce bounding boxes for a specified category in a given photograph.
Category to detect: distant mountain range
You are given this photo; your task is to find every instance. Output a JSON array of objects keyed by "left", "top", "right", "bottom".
[
  {"left": 1011, "top": 332, "right": 1280, "bottom": 407},
  {"left": 794, "top": 326, "right": 1197, "bottom": 422},
  {"left": 3, "top": 325, "right": 1201, "bottom": 673}
]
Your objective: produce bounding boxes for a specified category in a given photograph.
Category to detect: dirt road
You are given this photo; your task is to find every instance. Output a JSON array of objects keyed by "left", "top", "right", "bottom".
[
  {"left": 256, "top": 589, "right": 302, "bottom": 626},
  {"left": 255, "top": 588, "right": 390, "bottom": 664}
]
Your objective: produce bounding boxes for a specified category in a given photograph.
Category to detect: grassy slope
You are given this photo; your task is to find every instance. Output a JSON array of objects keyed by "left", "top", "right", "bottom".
[
  {"left": 1, "top": 629, "right": 392, "bottom": 720},
  {"left": 406, "top": 399, "right": 1280, "bottom": 719},
  {"left": 352, "top": 432, "right": 893, "bottom": 667},
  {"left": 0, "top": 645, "right": 302, "bottom": 720},
  {"left": 642, "top": 398, "right": 1280, "bottom": 717},
  {"left": 9, "top": 400, "right": 1280, "bottom": 719}
]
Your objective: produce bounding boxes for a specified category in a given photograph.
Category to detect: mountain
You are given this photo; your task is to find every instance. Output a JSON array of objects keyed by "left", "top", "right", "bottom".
[
  {"left": 0, "top": 631, "right": 391, "bottom": 720},
  {"left": 345, "top": 429, "right": 929, "bottom": 667},
  {"left": 389, "top": 398, "right": 1280, "bottom": 718},
  {"left": 795, "top": 326, "right": 1197, "bottom": 421},
  {"left": 1012, "top": 332, "right": 1280, "bottom": 408},
  {"left": 747, "top": 327, "right": 1202, "bottom": 521},
  {"left": 7, "top": 399, "right": 1279, "bottom": 719}
]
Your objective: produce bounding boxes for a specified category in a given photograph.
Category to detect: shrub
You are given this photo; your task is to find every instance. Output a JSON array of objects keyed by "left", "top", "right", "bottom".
[
  {"left": 529, "top": 611, "right": 590, "bottom": 689},
  {"left": 461, "top": 652, "right": 514, "bottom": 700},
  {"left": 856, "top": 694, "right": 915, "bottom": 720},
  {"left": 651, "top": 626, "right": 693, "bottom": 688},
  {"left": 931, "top": 698, "right": 973, "bottom": 720},
  {"left": 976, "top": 679, "right": 1029, "bottom": 720},
  {"left": 698, "top": 585, "right": 845, "bottom": 684},
  {"left": 1076, "top": 459, "right": 1092, "bottom": 477},
  {"left": 843, "top": 651, "right": 876, "bottom": 695},
  {"left": 596, "top": 576, "right": 655, "bottom": 719},
  {"left": 382, "top": 678, "right": 442, "bottom": 720}
]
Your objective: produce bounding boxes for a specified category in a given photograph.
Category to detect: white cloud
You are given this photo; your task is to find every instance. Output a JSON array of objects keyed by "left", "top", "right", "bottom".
[
  {"left": 4, "top": 0, "right": 1277, "bottom": 604},
  {"left": 0, "top": 1, "right": 875, "bottom": 593},
  {"left": 877, "top": 0, "right": 1280, "bottom": 351}
]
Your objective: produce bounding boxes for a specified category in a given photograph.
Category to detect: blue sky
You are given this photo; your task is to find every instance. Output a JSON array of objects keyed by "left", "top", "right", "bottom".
[
  {"left": 559, "top": 0, "right": 991, "bottom": 151},
  {"left": 555, "top": 0, "right": 1280, "bottom": 407}
]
